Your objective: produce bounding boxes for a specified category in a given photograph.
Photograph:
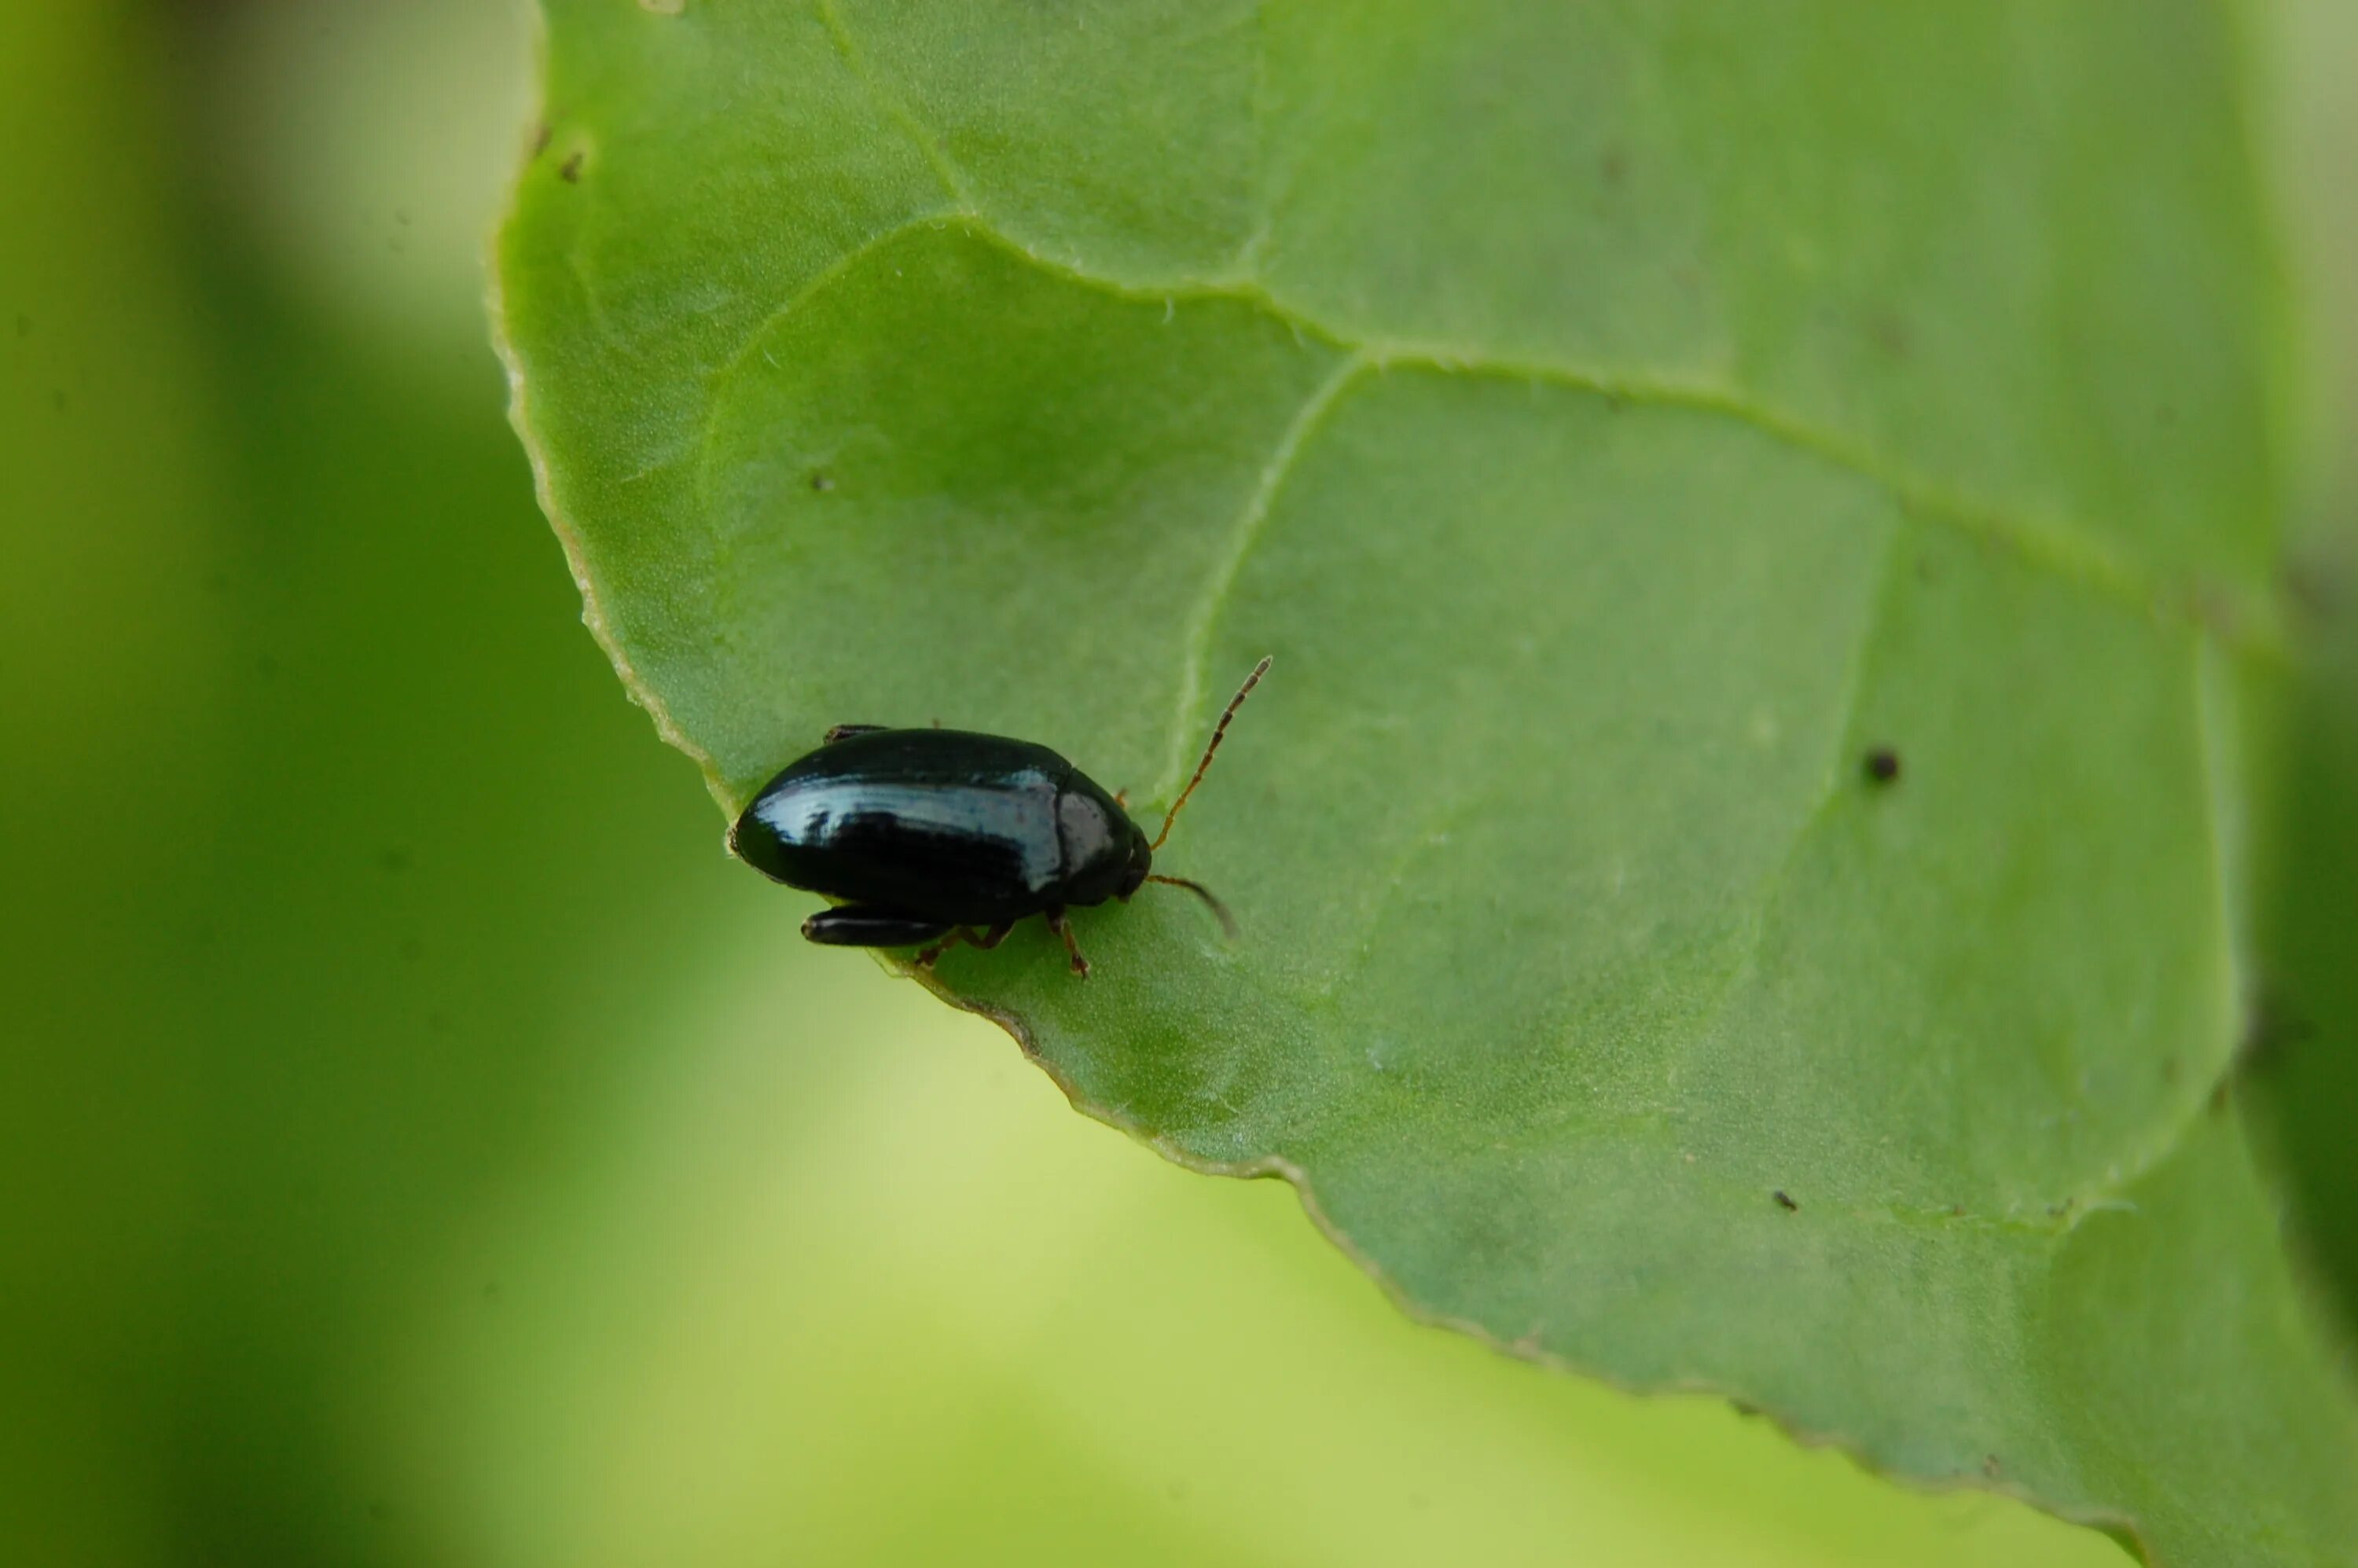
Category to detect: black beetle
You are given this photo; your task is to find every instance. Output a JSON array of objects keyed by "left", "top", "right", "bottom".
[{"left": 729, "top": 658, "right": 1269, "bottom": 977}]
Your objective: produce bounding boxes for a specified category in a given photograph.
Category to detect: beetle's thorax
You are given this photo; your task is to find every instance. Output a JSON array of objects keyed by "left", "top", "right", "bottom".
[{"left": 1051, "top": 775, "right": 1146, "bottom": 907}]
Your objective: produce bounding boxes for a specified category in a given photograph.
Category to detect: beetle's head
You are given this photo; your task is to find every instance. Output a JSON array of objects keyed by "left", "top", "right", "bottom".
[{"left": 1117, "top": 822, "right": 1153, "bottom": 899}]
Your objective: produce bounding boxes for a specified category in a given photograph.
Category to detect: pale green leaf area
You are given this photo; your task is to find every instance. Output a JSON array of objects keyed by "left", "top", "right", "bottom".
[
  {"left": 409, "top": 927, "right": 2127, "bottom": 1568},
  {"left": 498, "top": 2, "right": 2358, "bottom": 1562}
]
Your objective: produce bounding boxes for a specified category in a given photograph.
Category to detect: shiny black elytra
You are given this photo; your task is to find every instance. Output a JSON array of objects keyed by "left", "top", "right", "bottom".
[{"left": 729, "top": 658, "right": 1270, "bottom": 977}]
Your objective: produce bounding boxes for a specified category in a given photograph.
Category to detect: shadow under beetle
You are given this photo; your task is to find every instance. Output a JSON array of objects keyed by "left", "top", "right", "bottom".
[{"left": 729, "top": 658, "right": 1271, "bottom": 977}]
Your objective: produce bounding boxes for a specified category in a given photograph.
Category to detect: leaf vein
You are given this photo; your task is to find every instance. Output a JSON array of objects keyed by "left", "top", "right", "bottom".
[
  {"left": 814, "top": 0, "right": 972, "bottom": 207},
  {"left": 942, "top": 222, "right": 2287, "bottom": 664},
  {"left": 1655, "top": 510, "right": 1909, "bottom": 1088},
  {"left": 692, "top": 210, "right": 964, "bottom": 502},
  {"left": 1152, "top": 349, "right": 1368, "bottom": 802}
]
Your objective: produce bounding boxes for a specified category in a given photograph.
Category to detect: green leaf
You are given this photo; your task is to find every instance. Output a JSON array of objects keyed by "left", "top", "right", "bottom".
[{"left": 496, "top": 2, "right": 2358, "bottom": 1561}]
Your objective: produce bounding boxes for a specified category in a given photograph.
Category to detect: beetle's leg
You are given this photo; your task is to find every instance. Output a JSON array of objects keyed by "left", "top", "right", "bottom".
[
  {"left": 914, "top": 920, "right": 1014, "bottom": 969},
  {"left": 1114, "top": 788, "right": 1129, "bottom": 809},
  {"left": 821, "top": 724, "right": 891, "bottom": 745},
  {"left": 1045, "top": 908, "right": 1092, "bottom": 979},
  {"left": 802, "top": 906, "right": 950, "bottom": 948}
]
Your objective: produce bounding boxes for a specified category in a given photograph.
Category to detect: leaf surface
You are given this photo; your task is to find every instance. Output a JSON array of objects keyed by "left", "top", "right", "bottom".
[{"left": 497, "top": 3, "right": 2358, "bottom": 1560}]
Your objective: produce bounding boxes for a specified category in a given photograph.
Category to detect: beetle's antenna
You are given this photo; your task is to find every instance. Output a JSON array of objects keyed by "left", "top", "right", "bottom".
[
  {"left": 1152, "top": 655, "right": 1272, "bottom": 850},
  {"left": 1146, "top": 874, "right": 1238, "bottom": 938}
]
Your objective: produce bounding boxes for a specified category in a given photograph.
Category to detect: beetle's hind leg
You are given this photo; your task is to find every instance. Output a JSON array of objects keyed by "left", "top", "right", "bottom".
[
  {"left": 802, "top": 906, "right": 950, "bottom": 948},
  {"left": 914, "top": 921, "right": 1014, "bottom": 970},
  {"left": 821, "top": 724, "right": 891, "bottom": 745},
  {"left": 1045, "top": 908, "right": 1091, "bottom": 979}
]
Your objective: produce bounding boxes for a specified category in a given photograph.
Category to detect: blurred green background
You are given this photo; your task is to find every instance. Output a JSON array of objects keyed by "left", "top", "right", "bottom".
[{"left": 3, "top": 3, "right": 2349, "bottom": 1565}]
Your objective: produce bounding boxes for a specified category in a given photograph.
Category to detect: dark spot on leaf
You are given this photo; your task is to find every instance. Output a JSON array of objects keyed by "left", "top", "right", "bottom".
[
  {"left": 810, "top": 472, "right": 835, "bottom": 492},
  {"left": 1984, "top": 1453, "right": 2002, "bottom": 1478},
  {"left": 2047, "top": 1196, "right": 2075, "bottom": 1218},
  {"left": 1863, "top": 747, "right": 1901, "bottom": 784},
  {"left": 1772, "top": 1189, "right": 1798, "bottom": 1211},
  {"left": 560, "top": 151, "right": 583, "bottom": 183},
  {"left": 531, "top": 122, "right": 553, "bottom": 157}
]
